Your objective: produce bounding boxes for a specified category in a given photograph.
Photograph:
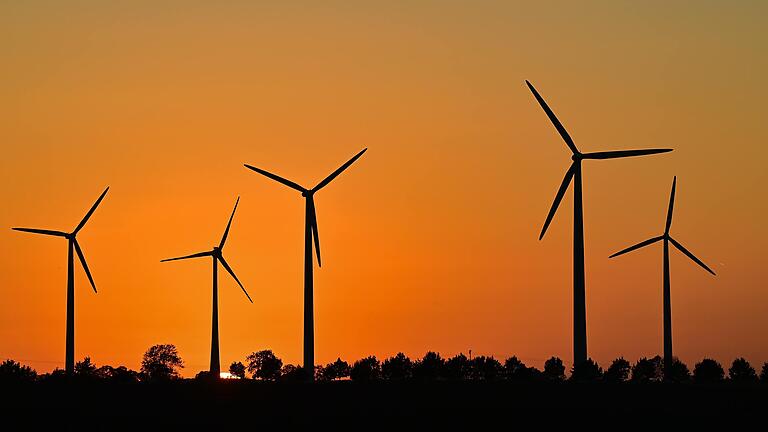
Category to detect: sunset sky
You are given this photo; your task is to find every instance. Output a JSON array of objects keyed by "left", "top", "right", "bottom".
[{"left": 1, "top": 1, "right": 766, "bottom": 375}]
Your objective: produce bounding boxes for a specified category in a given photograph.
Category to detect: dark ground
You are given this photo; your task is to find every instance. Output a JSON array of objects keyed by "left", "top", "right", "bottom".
[{"left": 1, "top": 380, "right": 765, "bottom": 430}]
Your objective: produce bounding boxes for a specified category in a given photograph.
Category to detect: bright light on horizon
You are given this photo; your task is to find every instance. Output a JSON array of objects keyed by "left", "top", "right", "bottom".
[{"left": 220, "top": 372, "right": 240, "bottom": 379}]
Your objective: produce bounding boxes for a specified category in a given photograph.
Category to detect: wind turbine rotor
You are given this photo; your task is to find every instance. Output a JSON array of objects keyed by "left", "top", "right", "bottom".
[
  {"left": 581, "top": 149, "right": 673, "bottom": 160},
  {"left": 525, "top": 80, "right": 579, "bottom": 155},
  {"left": 218, "top": 254, "right": 252, "bottom": 303},
  {"left": 219, "top": 196, "right": 240, "bottom": 249},
  {"left": 73, "top": 187, "right": 110, "bottom": 235},
  {"left": 540, "top": 162, "right": 577, "bottom": 240},
  {"left": 665, "top": 177, "right": 677, "bottom": 235}
]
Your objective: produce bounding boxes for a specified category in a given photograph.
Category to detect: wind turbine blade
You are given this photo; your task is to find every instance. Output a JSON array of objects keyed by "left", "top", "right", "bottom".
[
  {"left": 669, "top": 237, "right": 716, "bottom": 275},
  {"left": 609, "top": 236, "right": 664, "bottom": 258},
  {"left": 219, "top": 255, "right": 253, "bottom": 303},
  {"left": 581, "top": 149, "right": 672, "bottom": 160},
  {"left": 243, "top": 164, "right": 306, "bottom": 193},
  {"left": 160, "top": 250, "right": 212, "bottom": 262},
  {"left": 539, "top": 163, "right": 576, "bottom": 240},
  {"left": 312, "top": 148, "right": 367, "bottom": 192},
  {"left": 308, "top": 197, "right": 321, "bottom": 267},
  {"left": 73, "top": 187, "right": 109, "bottom": 234},
  {"left": 525, "top": 80, "right": 579, "bottom": 154},
  {"left": 73, "top": 240, "right": 97, "bottom": 293},
  {"left": 219, "top": 197, "right": 240, "bottom": 249},
  {"left": 11, "top": 227, "right": 68, "bottom": 237},
  {"left": 665, "top": 177, "right": 676, "bottom": 235}
]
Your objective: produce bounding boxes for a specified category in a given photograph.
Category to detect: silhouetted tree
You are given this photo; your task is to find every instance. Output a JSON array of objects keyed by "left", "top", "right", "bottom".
[
  {"left": 39, "top": 368, "right": 68, "bottom": 383},
  {"left": 350, "top": 356, "right": 381, "bottom": 382},
  {"left": 604, "top": 358, "right": 630, "bottom": 383},
  {"left": 503, "top": 356, "right": 525, "bottom": 380},
  {"left": 95, "top": 365, "right": 115, "bottom": 379},
  {"left": 693, "top": 358, "right": 724, "bottom": 384},
  {"left": 469, "top": 356, "right": 503, "bottom": 381},
  {"left": 75, "top": 357, "right": 98, "bottom": 378},
  {"left": 500, "top": 356, "right": 542, "bottom": 382},
  {"left": 382, "top": 353, "right": 413, "bottom": 380},
  {"left": 229, "top": 361, "right": 246, "bottom": 379},
  {"left": 319, "top": 358, "right": 351, "bottom": 381},
  {"left": 761, "top": 363, "right": 768, "bottom": 384},
  {"left": 525, "top": 366, "right": 544, "bottom": 382},
  {"left": 246, "top": 350, "right": 283, "bottom": 381},
  {"left": 313, "top": 365, "right": 325, "bottom": 381},
  {"left": 631, "top": 356, "right": 662, "bottom": 383},
  {"left": 413, "top": 352, "right": 444, "bottom": 381},
  {"left": 195, "top": 371, "right": 216, "bottom": 380},
  {"left": 543, "top": 357, "right": 566, "bottom": 382},
  {"left": 569, "top": 359, "right": 603, "bottom": 382},
  {"left": 279, "top": 364, "right": 307, "bottom": 382},
  {"left": 665, "top": 358, "right": 691, "bottom": 383},
  {"left": 141, "top": 344, "right": 184, "bottom": 381},
  {"left": 728, "top": 358, "right": 758, "bottom": 383},
  {"left": 0, "top": 360, "right": 37, "bottom": 383},
  {"left": 443, "top": 354, "right": 470, "bottom": 380},
  {"left": 504, "top": 356, "right": 536, "bottom": 381},
  {"left": 97, "top": 365, "right": 139, "bottom": 383}
]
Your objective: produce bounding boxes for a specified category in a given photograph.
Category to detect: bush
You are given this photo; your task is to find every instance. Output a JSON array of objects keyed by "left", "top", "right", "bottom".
[
  {"left": 382, "top": 353, "right": 413, "bottom": 380},
  {"left": 693, "top": 359, "right": 724, "bottom": 384},
  {"left": 350, "top": 356, "right": 381, "bottom": 382},
  {"left": 246, "top": 350, "right": 283, "bottom": 381},
  {"left": 728, "top": 358, "right": 758, "bottom": 383},
  {"left": 543, "top": 357, "right": 566, "bottom": 382},
  {"left": 570, "top": 359, "right": 603, "bottom": 382},
  {"left": 604, "top": 358, "right": 630, "bottom": 383}
]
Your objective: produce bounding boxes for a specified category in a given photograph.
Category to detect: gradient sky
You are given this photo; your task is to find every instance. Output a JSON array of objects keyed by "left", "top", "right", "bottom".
[{"left": 1, "top": 1, "right": 766, "bottom": 375}]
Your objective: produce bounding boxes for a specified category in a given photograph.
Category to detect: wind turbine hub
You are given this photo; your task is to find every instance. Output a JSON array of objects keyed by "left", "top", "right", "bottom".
[
  {"left": 301, "top": 190, "right": 314, "bottom": 197},
  {"left": 572, "top": 153, "right": 583, "bottom": 161}
]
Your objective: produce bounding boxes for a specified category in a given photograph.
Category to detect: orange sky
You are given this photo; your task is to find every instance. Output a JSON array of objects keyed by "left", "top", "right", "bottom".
[{"left": 1, "top": 1, "right": 766, "bottom": 375}]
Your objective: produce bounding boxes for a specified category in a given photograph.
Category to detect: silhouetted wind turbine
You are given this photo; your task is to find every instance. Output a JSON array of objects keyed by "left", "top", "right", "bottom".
[
  {"left": 244, "top": 148, "right": 366, "bottom": 381},
  {"left": 12, "top": 187, "right": 109, "bottom": 374},
  {"left": 609, "top": 177, "right": 715, "bottom": 378},
  {"left": 161, "top": 197, "right": 252, "bottom": 376},
  {"left": 526, "top": 80, "right": 672, "bottom": 366}
]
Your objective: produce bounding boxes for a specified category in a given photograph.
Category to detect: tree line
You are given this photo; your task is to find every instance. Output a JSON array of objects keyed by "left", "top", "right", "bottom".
[{"left": 2, "top": 344, "right": 767, "bottom": 385}]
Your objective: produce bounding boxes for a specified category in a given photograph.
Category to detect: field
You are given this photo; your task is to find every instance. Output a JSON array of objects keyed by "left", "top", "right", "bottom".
[{"left": 2, "top": 380, "right": 765, "bottom": 429}]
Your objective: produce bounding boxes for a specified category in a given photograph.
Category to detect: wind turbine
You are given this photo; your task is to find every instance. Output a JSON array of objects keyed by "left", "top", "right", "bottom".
[
  {"left": 161, "top": 197, "right": 253, "bottom": 376},
  {"left": 244, "top": 148, "right": 366, "bottom": 381},
  {"left": 609, "top": 177, "right": 715, "bottom": 378},
  {"left": 12, "top": 187, "right": 109, "bottom": 374},
  {"left": 526, "top": 80, "right": 672, "bottom": 366}
]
